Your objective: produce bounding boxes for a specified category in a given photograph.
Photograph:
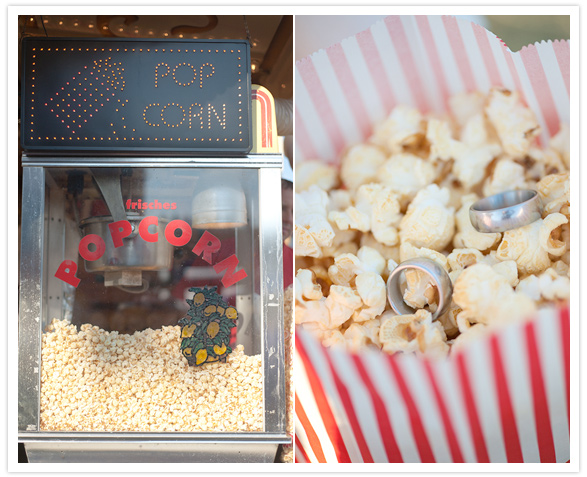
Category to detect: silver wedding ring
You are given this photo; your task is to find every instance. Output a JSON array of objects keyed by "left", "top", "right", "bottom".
[
  {"left": 469, "top": 189, "right": 544, "bottom": 233},
  {"left": 386, "top": 258, "right": 453, "bottom": 321}
]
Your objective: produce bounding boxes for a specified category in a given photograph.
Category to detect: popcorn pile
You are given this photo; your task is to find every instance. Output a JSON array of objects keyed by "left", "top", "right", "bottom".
[
  {"left": 295, "top": 88, "right": 570, "bottom": 359},
  {"left": 40, "top": 319, "right": 264, "bottom": 432}
]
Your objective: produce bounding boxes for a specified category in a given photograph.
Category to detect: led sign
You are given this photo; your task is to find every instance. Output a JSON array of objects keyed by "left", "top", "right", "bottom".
[{"left": 21, "top": 38, "right": 252, "bottom": 154}]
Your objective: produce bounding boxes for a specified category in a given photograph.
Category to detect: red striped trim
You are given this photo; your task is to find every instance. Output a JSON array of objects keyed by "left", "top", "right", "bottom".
[
  {"left": 295, "top": 432, "right": 310, "bottom": 463},
  {"left": 295, "top": 111, "right": 320, "bottom": 161},
  {"left": 489, "top": 335, "right": 524, "bottom": 462},
  {"left": 295, "top": 392, "right": 327, "bottom": 463},
  {"left": 422, "top": 359, "right": 465, "bottom": 463},
  {"left": 296, "top": 337, "right": 352, "bottom": 462},
  {"left": 251, "top": 89, "right": 273, "bottom": 148},
  {"left": 455, "top": 352, "right": 490, "bottom": 462},
  {"left": 297, "top": 57, "right": 345, "bottom": 159},
  {"left": 384, "top": 16, "right": 428, "bottom": 113},
  {"left": 251, "top": 91, "right": 266, "bottom": 148},
  {"left": 356, "top": 28, "right": 397, "bottom": 116},
  {"left": 415, "top": 16, "right": 450, "bottom": 111},
  {"left": 519, "top": 45, "right": 560, "bottom": 138},
  {"left": 472, "top": 22, "right": 502, "bottom": 87},
  {"left": 326, "top": 44, "right": 371, "bottom": 141},
  {"left": 321, "top": 347, "right": 374, "bottom": 462},
  {"left": 524, "top": 320, "right": 557, "bottom": 462},
  {"left": 351, "top": 354, "right": 404, "bottom": 462},
  {"left": 559, "top": 307, "right": 570, "bottom": 430},
  {"left": 387, "top": 356, "right": 436, "bottom": 462},
  {"left": 442, "top": 16, "right": 477, "bottom": 92},
  {"left": 552, "top": 40, "right": 570, "bottom": 96}
]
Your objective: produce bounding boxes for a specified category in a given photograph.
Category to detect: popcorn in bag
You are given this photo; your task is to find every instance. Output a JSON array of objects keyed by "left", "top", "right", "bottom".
[{"left": 294, "top": 15, "right": 570, "bottom": 463}]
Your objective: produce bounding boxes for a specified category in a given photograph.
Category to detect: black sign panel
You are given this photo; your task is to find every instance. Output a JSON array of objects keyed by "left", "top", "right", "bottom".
[{"left": 21, "top": 38, "right": 251, "bottom": 154}]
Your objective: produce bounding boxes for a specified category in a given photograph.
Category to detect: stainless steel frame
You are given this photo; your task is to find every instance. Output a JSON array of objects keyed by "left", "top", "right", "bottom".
[
  {"left": 18, "top": 156, "right": 288, "bottom": 463},
  {"left": 20, "top": 433, "right": 286, "bottom": 463}
]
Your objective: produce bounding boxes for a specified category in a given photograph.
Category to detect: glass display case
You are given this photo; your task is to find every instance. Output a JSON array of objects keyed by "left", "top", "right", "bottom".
[{"left": 19, "top": 158, "right": 287, "bottom": 462}]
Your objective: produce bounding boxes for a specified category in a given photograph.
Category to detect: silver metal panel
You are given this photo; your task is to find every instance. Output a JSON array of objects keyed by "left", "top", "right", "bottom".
[
  {"left": 21, "top": 154, "right": 283, "bottom": 169},
  {"left": 258, "top": 167, "right": 285, "bottom": 435},
  {"left": 24, "top": 442, "right": 279, "bottom": 463},
  {"left": 18, "top": 167, "right": 45, "bottom": 432},
  {"left": 44, "top": 179, "right": 67, "bottom": 327},
  {"left": 20, "top": 432, "right": 289, "bottom": 463}
]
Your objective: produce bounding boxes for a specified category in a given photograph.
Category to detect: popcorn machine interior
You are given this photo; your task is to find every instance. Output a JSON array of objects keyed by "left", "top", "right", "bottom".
[{"left": 18, "top": 37, "right": 288, "bottom": 463}]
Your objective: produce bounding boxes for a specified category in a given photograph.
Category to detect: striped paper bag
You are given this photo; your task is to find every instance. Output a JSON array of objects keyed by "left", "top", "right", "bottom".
[{"left": 294, "top": 15, "right": 570, "bottom": 463}]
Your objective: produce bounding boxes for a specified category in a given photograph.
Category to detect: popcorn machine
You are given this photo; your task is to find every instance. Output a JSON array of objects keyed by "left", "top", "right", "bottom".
[{"left": 18, "top": 37, "right": 288, "bottom": 462}]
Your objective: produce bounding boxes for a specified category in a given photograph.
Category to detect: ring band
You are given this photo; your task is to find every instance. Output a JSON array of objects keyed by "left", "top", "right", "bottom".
[
  {"left": 386, "top": 258, "right": 453, "bottom": 321},
  {"left": 469, "top": 189, "right": 544, "bottom": 233}
]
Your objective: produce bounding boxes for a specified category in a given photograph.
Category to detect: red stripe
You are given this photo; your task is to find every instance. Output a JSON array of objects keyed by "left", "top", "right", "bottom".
[
  {"left": 472, "top": 22, "right": 502, "bottom": 87},
  {"left": 524, "top": 320, "right": 557, "bottom": 462},
  {"left": 326, "top": 43, "right": 371, "bottom": 141},
  {"left": 489, "top": 335, "right": 524, "bottom": 462},
  {"left": 296, "top": 57, "right": 346, "bottom": 159},
  {"left": 296, "top": 337, "right": 352, "bottom": 462},
  {"left": 320, "top": 346, "right": 374, "bottom": 463},
  {"left": 415, "top": 16, "right": 450, "bottom": 111},
  {"left": 295, "top": 112, "right": 320, "bottom": 161},
  {"left": 422, "top": 359, "right": 465, "bottom": 462},
  {"left": 356, "top": 28, "right": 397, "bottom": 115},
  {"left": 295, "top": 392, "right": 327, "bottom": 463},
  {"left": 351, "top": 354, "right": 403, "bottom": 462},
  {"left": 520, "top": 45, "right": 560, "bottom": 138},
  {"left": 442, "top": 16, "right": 477, "bottom": 92},
  {"left": 384, "top": 16, "right": 428, "bottom": 113},
  {"left": 552, "top": 40, "right": 570, "bottom": 96},
  {"left": 455, "top": 352, "right": 490, "bottom": 462},
  {"left": 295, "top": 433, "right": 310, "bottom": 463},
  {"left": 387, "top": 356, "right": 436, "bottom": 462},
  {"left": 258, "top": 89, "right": 273, "bottom": 147},
  {"left": 559, "top": 307, "right": 570, "bottom": 430}
]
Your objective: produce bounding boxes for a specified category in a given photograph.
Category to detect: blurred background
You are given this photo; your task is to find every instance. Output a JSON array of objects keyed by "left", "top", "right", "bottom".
[{"left": 295, "top": 15, "right": 570, "bottom": 61}]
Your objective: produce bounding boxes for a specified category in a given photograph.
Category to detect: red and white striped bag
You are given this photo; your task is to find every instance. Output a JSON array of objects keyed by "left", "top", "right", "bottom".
[{"left": 294, "top": 15, "right": 571, "bottom": 464}]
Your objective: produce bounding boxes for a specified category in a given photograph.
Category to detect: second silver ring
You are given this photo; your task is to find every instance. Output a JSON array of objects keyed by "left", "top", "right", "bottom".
[{"left": 386, "top": 258, "right": 453, "bottom": 321}]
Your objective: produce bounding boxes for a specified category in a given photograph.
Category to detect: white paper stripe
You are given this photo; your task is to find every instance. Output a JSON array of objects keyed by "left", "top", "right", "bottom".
[
  {"left": 490, "top": 34, "right": 516, "bottom": 90},
  {"left": 457, "top": 18, "right": 492, "bottom": 93},
  {"left": 295, "top": 66, "right": 334, "bottom": 161},
  {"left": 329, "top": 349, "right": 390, "bottom": 462},
  {"left": 340, "top": 35, "right": 387, "bottom": 126},
  {"left": 435, "top": 357, "right": 477, "bottom": 463},
  {"left": 536, "top": 42, "right": 570, "bottom": 125},
  {"left": 371, "top": 20, "right": 416, "bottom": 108},
  {"left": 534, "top": 309, "right": 569, "bottom": 462},
  {"left": 293, "top": 350, "right": 339, "bottom": 462},
  {"left": 294, "top": 412, "right": 317, "bottom": 463},
  {"left": 467, "top": 336, "right": 508, "bottom": 462},
  {"left": 400, "top": 357, "right": 453, "bottom": 462},
  {"left": 311, "top": 49, "right": 362, "bottom": 151},
  {"left": 303, "top": 335, "right": 364, "bottom": 462},
  {"left": 427, "top": 15, "right": 465, "bottom": 96},
  {"left": 370, "top": 352, "right": 424, "bottom": 462},
  {"left": 501, "top": 321, "right": 541, "bottom": 462}
]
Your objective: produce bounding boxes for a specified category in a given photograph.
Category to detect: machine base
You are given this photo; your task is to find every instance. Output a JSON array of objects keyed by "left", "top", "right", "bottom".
[{"left": 20, "top": 434, "right": 288, "bottom": 463}]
